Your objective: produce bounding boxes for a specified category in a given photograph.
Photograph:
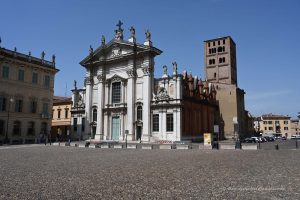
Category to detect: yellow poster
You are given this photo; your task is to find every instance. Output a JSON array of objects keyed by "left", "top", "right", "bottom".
[{"left": 204, "top": 133, "right": 212, "bottom": 146}]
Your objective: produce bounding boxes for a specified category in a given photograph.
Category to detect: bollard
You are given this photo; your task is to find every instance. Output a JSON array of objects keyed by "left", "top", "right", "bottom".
[{"left": 275, "top": 144, "right": 279, "bottom": 150}]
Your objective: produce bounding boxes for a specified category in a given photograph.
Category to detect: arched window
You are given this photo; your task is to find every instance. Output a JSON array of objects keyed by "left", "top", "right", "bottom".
[
  {"left": 222, "top": 57, "right": 225, "bottom": 63},
  {"left": 137, "top": 106, "right": 142, "bottom": 121},
  {"left": 13, "top": 121, "right": 21, "bottom": 135},
  {"left": 219, "top": 58, "right": 222, "bottom": 63},
  {"left": 93, "top": 109, "right": 97, "bottom": 122}
]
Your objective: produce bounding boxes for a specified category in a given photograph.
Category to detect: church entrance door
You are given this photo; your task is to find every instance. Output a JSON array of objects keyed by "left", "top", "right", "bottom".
[
  {"left": 136, "top": 126, "right": 142, "bottom": 141},
  {"left": 112, "top": 116, "right": 120, "bottom": 140}
]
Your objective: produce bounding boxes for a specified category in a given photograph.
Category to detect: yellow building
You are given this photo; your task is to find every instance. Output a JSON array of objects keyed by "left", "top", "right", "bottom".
[
  {"left": 0, "top": 46, "right": 58, "bottom": 144},
  {"left": 259, "top": 114, "right": 291, "bottom": 138},
  {"left": 51, "top": 96, "right": 72, "bottom": 141}
]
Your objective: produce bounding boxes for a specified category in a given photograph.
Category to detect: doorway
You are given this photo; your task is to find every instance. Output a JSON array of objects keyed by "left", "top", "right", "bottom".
[{"left": 112, "top": 116, "right": 120, "bottom": 140}]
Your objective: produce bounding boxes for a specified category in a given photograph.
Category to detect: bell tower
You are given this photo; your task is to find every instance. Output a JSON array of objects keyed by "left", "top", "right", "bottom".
[{"left": 204, "top": 36, "right": 237, "bottom": 86}]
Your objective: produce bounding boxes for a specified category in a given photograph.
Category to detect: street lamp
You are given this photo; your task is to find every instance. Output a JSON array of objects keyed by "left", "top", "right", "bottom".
[{"left": 5, "top": 97, "right": 14, "bottom": 144}]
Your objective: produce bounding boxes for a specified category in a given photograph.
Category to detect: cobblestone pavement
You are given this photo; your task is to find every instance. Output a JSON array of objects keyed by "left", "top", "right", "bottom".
[{"left": 0, "top": 146, "right": 299, "bottom": 200}]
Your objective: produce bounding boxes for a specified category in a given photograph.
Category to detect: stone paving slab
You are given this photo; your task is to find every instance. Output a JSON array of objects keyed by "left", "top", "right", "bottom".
[{"left": 0, "top": 146, "right": 299, "bottom": 199}]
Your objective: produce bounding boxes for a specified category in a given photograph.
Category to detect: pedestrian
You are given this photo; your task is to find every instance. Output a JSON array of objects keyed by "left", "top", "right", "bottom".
[{"left": 48, "top": 132, "right": 52, "bottom": 145}]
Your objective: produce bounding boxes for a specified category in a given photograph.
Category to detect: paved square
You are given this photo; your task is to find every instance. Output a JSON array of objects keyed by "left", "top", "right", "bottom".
[{"left": 0, "top": 145, "right": 299, "bottom": 199}]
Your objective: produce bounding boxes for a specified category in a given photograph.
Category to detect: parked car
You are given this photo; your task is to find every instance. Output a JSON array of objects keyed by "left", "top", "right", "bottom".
[
  {"left": 251, "top": 137, "right": 259, "bottom": 143},
  {"left": 281, "top": 136, "right": 287, "bottom": 140},
  {"left": 291, "top": 135, "right": 300, "bottom": 140},
  {"left": 243, "top": 138, "right": 256, "bottom": 143}
]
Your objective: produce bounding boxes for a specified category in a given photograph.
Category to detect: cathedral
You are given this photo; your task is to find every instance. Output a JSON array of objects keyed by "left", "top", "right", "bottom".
[{"left": 71, "top": 21, "right": 220, "bottom": 142}]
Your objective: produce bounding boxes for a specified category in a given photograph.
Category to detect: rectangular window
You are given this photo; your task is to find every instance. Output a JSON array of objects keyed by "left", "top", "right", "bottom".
[
  {"left": 13, "top": 121, "right": 21, "bottom": 135},
  {"left": 73, "top": 118, "right": 78, "bottom": 131},
  {"left": 263, "top": 121, "right": 267, "bottom": 124},
  {"left": 166, "top": 114, "right": 173, "bottom": 132},
  {"left": 42, "top": 103, "right": 49, "bottom": 115},
  {"left": 153, "top": 114, "right": 159, "bottom": 132},
  {"left": 18, "top": 69, "right": 25, "bottom": 81},
  {"left": 44, "top": 75, "right": 50, "bottom": 88},
  {"left": 284, "top": 121, "right": 289, "bottom": 124},
  {"left": 0, "top": 120, "right": 4, "bottom": 135},
  {"left": 15, "top": 99, "right": 23, "bottom": 112},
  {"left": 2, "top": 66, "right": 9, "bottom": 79},
  {"left": 82, "top": 118, "right": 85, "bottom": 132},
  {"left": 57, "top": 109, "right": 61, "bottom": 119},
  {"left": 0, "top": 97, "right": 6, "bottom": 111},
  {"left": 65, "top": 108, "right": 69, "bottom": 118},
  {"left": 218, "top": 41, "right": 220, "bottom": 45},
  {"left": 268, "top": 121, "right": 272, "bottom": 124},
  {"left": 30, "top": 100, "right": 37, "bottom": 113},
  {"left": 223, "top": 39, "right": 225, "bottom": 44},
  {"left": 264, "top": 127, "right": 267, "bottom": 130},
  {"left": 284, "top": 127, "right": 288, "bottom": 130},
  {"left": 27, "top": 121, "right": 35, "bottom": 136},
  {"left": 268, "top": 127, "right": 273, "bottom": 130},
  {"left": 32, "top": 72, "right": 38, "bottom": 84},
  {"left": 112, "top": 82, "right": 121, "bottom": 103}
]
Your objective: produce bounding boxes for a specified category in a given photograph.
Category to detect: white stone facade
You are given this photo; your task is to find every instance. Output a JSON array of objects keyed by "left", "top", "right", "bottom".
[{"left": 72, "top": 24, "right": 185, "bottom": 142}]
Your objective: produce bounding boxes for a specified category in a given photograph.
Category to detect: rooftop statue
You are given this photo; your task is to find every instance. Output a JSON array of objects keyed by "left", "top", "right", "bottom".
[
  {"left": 101, "top": 35, "right": 105, "bottom": 46},
  {"left": 145, "top": 30, "right": 151, "bottom": 41},
  {"left": 172, "top": 62, "right": 177, "bottom": 75}
]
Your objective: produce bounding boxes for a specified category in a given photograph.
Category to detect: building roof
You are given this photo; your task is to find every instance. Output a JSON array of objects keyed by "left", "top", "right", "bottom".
[
  {"left": 0, "top": 47, "right": 59, "bottom": 72},
  {"left": 53, "top": 96, "right": 72, "bottom": 104},
  {"left": 261, "top": 113, "right": 291, "bottom": 119}
]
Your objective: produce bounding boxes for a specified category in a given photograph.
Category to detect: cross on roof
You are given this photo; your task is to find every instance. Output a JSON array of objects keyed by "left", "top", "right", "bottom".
[{"left": 116, "top": 20, "right": 123, "bottom": 31}]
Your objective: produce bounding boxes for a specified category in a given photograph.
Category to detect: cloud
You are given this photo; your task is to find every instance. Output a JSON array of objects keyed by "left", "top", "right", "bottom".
[{"left": 246, "top": 90, "right": 292, "bottom": 101}]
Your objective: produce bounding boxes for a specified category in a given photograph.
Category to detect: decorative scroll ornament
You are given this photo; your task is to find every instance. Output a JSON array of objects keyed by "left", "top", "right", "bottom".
[
  {"left": 155, "top": 87, "right": 170, "bottom": 101},
  {"left": 97, "top": 74, "right": 105, "bottom": 82},
  {"left": 142, "top": 66, "right": 152, "bottom": 76}
]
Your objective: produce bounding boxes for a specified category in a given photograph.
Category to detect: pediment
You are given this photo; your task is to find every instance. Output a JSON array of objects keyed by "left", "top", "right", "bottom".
[
  {"left": 106, "top": 74, "right": 126, "bottom": 83},
  {"left": 80, "top": 39, "right": 162, "bottom": 66}
]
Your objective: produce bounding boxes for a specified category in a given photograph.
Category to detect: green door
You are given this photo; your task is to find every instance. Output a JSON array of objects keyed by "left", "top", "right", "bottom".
[{"left": 112, "top": 116, "right": 120, "bottom": 140}]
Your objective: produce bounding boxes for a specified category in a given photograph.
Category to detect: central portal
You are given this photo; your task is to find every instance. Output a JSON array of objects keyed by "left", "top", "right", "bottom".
[{"left": 112, "top": 116, "right": 120, "bottom": 140}]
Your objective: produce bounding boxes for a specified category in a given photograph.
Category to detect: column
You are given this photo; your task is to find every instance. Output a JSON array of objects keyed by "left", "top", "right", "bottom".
[
  {"left": 126, "top": 70, "right": 135, "bottom": 141},
  {"left": 103, "top": 112, "right": 108, "bottom": 140},
  {"left": 84, "top": 76, "right": 92, "bottom": 137},
  {"left": 142, "top": 67, "right": 151, "bottom": 142},
  {"left": 162, "top": 110, "right": 166, "bottom": 140},
  {"left": 176, "top": 108, "right": 181, "bottom": 141},
  {"left": 95, "top": 74, "right": 104, "bottom": 140}
]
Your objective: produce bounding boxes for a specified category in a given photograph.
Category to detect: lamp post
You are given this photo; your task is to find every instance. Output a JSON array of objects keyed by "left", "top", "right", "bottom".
[{"left": 5, "top": 97, "right": 14, "bottom": 144}]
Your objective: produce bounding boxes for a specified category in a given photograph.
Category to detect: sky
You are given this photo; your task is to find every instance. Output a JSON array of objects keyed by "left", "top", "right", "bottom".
[{"left": 1, "top": 0, "right": 299, "bottom": 118}]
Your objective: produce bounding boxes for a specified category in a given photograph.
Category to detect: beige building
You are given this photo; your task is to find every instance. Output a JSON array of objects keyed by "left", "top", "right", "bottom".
[
  {"left": 51, "top": 96, "right": 72, "bottom": 141},
  {"left": 0, "top": 46, "right": 58, "bottom": 144},
  {"left": 204, "top": 36, "right": 248, "bottom": 139},
  {"left": 290, "top": 119, "right": 299, "bottom": 135},
  {"left": 259, "top": 114, "right": 291, "bottom": 138}
]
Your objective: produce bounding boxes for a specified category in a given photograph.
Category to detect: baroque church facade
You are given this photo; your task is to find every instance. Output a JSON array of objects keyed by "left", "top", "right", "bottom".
[{"left": 71, "top": 21, "right": 219, "bottom": 142}]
